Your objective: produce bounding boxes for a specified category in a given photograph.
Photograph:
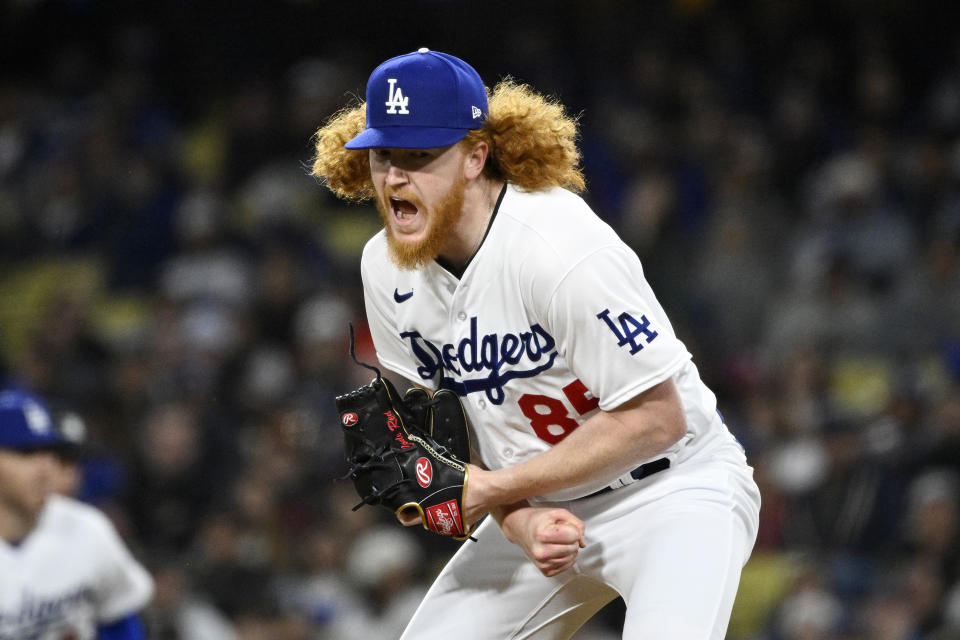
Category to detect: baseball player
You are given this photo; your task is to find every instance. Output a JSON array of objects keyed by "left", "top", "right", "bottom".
[
  {"left": 312, "top": 49, "right": 761, "bottom": 639},
  {"left": 0, "top": 388, "right": 154, "bottom": 640}
]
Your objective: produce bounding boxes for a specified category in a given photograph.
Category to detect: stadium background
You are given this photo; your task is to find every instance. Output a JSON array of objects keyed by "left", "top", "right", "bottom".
[{"left": 1, "top": 0, "right": 959, "bottom": 637}]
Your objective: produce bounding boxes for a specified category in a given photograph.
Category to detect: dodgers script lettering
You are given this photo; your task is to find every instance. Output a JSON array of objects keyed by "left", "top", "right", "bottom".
[{"left": 400, "top": 318, "right": 558, "bottom": 405}]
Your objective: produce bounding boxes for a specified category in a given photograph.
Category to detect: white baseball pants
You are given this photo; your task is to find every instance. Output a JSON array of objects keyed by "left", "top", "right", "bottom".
[{"left": 400, "top": 442, "right": 761, "bottom": 639}]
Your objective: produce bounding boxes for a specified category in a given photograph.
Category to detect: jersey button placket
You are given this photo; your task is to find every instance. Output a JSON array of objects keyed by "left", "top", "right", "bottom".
[{"left": 457, "top": 311, "right": 467, "bottom": 321}]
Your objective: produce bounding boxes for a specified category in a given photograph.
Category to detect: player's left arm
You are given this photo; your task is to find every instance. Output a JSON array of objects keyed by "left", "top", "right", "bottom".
[
  {"left": 463, "top": 377, "right": 687, "bottom": 520},
  {"left": 464, "top": 238, "right": 691, "bottom": 515}
]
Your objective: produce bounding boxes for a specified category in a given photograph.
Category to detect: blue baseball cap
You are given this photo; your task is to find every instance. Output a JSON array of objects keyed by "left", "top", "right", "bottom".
[
  {"left": 345, "top": 48, "right": 488, "bottom": 150},
  {"left": 0, "top": 389, "right": 66, "bottom": 451}
]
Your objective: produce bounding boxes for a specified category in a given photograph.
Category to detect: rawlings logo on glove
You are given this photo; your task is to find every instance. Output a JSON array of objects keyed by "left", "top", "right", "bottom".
[{"left": 336, "top": 327, "right": 474, "bottom": 539}]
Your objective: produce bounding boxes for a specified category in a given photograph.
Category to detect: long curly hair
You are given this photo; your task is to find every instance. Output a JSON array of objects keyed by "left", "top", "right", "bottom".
[{"left": 311, "top": 80, "right": 585, "bottom": 201}]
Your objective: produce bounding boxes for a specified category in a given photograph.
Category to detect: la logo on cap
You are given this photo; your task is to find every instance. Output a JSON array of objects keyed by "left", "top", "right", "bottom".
[
  {"left": 344, "top": 48, "right": 486, "bottom": 150},
  {"left": 385, "top": 78, "right": 409, "bottom": 115}
]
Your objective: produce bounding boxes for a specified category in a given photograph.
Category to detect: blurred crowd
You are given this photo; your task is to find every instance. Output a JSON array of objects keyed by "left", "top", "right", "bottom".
[{"left": 1, "top": 1, "right": 959, "bottom": 638}]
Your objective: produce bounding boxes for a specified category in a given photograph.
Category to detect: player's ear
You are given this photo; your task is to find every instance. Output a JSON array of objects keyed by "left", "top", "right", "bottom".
[{"left": 462, "top": 141, "right": 488, "bottom": 181}]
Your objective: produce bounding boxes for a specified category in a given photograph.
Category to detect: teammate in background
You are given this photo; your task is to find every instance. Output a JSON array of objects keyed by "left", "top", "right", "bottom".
[
  {"left": 0, "top": 388, "right": 154, "bottom": 640},
  {"left": 311, "top": 49, "right": 761, "bottom": 639}
]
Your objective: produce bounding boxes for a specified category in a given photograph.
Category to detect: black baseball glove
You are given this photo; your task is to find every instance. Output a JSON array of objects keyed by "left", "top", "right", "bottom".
[{"left": 336, "top": 364, "right": 474, "bottom": 539}]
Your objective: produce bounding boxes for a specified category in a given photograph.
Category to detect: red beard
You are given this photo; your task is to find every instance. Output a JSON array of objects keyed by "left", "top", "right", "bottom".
[{"left": 376, "top": 173, "right": 467, "bottom": 270}]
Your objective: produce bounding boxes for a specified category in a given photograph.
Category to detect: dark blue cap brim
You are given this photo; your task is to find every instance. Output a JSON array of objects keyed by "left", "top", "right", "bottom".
[
  {"left": 0, "top": 433, "right": 68, "bottom": 451},
  {"left": 344, "top": 126, "right": 472, "bottom": 150},
  {"left": 0, "top": 442, "right": 69, "bottom": 454}
]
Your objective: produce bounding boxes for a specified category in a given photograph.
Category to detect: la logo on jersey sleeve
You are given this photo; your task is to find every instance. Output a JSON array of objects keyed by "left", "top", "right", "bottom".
[{"left": 597, "top": 309, "right": 659, "bottom": 354}]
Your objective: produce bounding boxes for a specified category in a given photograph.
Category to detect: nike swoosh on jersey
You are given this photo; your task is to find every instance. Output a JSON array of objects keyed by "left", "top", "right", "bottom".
[{"left": 394, "top": 288, "right": 414, "bottom": 303}]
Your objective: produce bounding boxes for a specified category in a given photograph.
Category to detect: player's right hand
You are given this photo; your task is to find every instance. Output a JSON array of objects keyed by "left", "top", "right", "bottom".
[{"left": 501, "top": 506, "right": 586, "bottom": 577}]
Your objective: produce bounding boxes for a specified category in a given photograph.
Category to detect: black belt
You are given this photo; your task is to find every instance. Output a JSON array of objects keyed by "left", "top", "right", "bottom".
[{"left": 584, "top": 457, "right": 670, "bottom": 498}]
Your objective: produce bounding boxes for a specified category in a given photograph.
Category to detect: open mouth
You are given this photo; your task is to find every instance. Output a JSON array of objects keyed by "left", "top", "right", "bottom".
[
  {"left": 390, "top": 198, "right": 419, "bottom": 224},
  {"left": 390, "top": 197, "right": 419, "bottom": 223}
]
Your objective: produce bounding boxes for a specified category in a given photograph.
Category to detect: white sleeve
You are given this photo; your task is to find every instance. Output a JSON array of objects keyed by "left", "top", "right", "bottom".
[
  {"left": 88, "top": 510, "right": 155, "bottom": 622},
  {"left": 542, "top": 245, "right": 691, "bottom": 410}
]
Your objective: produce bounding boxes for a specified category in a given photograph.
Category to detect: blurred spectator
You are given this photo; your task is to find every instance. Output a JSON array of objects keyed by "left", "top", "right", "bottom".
[
  {"left": 336, "top": 526, "right": 431, "bottom": 640},
  {"left": 146, "top": 556, "right": 239, "bottom": 640},
  {"left": 901, "top": 470, "right": 960, "bottom": 578},
  {"left": 272, "top": 523, "right": 368, "bottom": 637},
  {"left": 772, "top": 563, "right": 846, "bottom": 640},
  {"left": 124, "top": 402, "right": 223, "bottom": 553}
]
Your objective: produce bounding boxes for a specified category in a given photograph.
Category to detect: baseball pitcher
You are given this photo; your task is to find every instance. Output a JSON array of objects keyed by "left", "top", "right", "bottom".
[{"left": 312, "top": 48, "right": 761, "bottom": 640}]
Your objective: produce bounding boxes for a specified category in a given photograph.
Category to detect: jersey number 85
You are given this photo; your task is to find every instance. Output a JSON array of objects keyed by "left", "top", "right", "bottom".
[{"left": 518, "top": 379, "right": 599, "bottom": 444}]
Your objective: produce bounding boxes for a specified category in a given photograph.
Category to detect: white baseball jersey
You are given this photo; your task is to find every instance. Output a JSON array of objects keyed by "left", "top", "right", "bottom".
[
  {"left": 0, "top": 494, "right": 154, "bottom": 640},
  {"left": 362, "top": 184, "right": 739, "bottom": 501}
]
